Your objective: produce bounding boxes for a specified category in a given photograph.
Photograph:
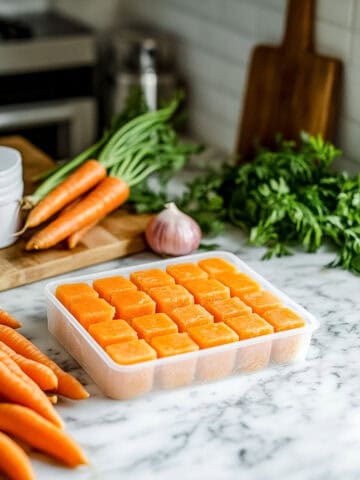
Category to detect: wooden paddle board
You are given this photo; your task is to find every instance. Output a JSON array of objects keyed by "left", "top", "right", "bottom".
[{"left": 236, "top": 0, "right": 342, "bottom": 160}]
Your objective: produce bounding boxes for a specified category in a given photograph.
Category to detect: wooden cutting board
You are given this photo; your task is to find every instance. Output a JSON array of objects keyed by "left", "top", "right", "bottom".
[
  {"left": 0, "top": 136, "right": 151, "bottom": 291},
  {"left": 236, "top": 0, "right": 342, "bottom": 160}
]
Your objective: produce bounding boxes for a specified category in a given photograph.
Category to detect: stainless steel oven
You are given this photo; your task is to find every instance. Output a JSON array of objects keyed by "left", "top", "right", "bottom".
[{"left": 0, "top": 10, "right": 98, "bottom": 159}]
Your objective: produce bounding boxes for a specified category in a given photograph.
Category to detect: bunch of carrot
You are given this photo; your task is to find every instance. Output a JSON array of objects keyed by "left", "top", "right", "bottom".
[
  {"left": 0, "top": 309, "right": 89, "bottom": 480},
  {"left": 22, "top": 95, "right": 201, "bottom": 251}
]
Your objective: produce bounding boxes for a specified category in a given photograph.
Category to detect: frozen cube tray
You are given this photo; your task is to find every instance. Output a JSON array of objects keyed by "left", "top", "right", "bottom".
[{"left": 45, "top": 251, "right": 319, "bottom": 399}]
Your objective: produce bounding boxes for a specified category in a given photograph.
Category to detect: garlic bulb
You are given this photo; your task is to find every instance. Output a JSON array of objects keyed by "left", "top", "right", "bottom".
[{"left": 146, "top": 203, "right": 201, "bottom": 256}]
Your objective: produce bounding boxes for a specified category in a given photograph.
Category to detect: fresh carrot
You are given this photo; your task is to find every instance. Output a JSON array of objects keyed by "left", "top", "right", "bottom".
[
  {"left": 0, "top": 403, "right": 88, "bottom": 467},
  {"left": 0, "top": 341, "right": 58, "bottom": 391},
  {"left": 0, "top": 309, "right": 22, "bottom": 328},
  {"left": 0, "top": 431, "right": 35, "bottom": 480},
  {"left": 67, "top": 219, "right": 101, "bottom": 249},
  {"left": 26, "top": 176, "right": 129, "bottom": 250},
  {"left": 25, "top": 159, "right": 106, "bottom": 230},
  {"left": 0, "top": 325, "right": 89, "bottom": 400},
  {"left": 0, "top": 350, "right": 63, "bottom": 428}
]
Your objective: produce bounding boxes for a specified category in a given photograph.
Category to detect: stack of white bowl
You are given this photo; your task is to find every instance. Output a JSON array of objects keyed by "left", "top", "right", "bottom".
[{"left": 0, "top": 147, "right": 24, "bottom": 248}]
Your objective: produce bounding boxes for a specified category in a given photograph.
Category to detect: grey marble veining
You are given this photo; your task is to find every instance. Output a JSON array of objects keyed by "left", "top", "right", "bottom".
[{"left": 0, "top": 225, "right": 359, "bottom": 480}]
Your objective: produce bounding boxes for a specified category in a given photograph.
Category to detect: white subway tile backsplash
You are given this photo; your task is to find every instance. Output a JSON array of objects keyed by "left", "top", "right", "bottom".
[
  {"left": 342, "top": 66, "right": 360, "bottom": 123},
  {"left": 353, "top": 0, "right": 360, "bottom": 30},
  {"left": 115, "top": 0, "right": 360, "bottom": 168},
  {"left": 315, "top": 22, "right": 351, "bottom": 60},
  {"left": 336, "top": 116, "right": 360, "bottom": 166},
  {"left": 255, "top": 5, "right": 285, "bottom": 43},
  {"left": 317, "top": 0, "right": 354, "bottom": 28},
  {"left": 350, "top": 31, "right": 360, "bottom": 65}
]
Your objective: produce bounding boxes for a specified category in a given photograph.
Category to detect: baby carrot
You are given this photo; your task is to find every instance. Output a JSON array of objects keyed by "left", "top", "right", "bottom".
[
  {"left": 26, "top": 176, "right": 129, "bottom": 250},
  {"left": 0, "top": 309, "right": 22, "bottom": 328},
  {"left": 0, "top": 341, "right": 58, "bottom": 391},
  {"left": 67, "top": 218, "right": 101, "bottom": 249},
  {"left": 0, "top": 431, "right": 35, "bottom": 480},
  {"left": 25, "top": 159, "right": 106, "bottom": 229},
  {"left": 0, "top": 350, "right": 63, "bottom": 428},
  {"left": 0, "top": 403, "right": 88, "bottom": 467},
  {"left": 0, "top": 325, "right": 89, "bottom": 400}
]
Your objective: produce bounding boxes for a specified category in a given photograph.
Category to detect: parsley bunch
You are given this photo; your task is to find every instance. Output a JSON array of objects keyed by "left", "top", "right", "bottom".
[{"left": 130, "top": 133, "right": 360, "bottom": 275}]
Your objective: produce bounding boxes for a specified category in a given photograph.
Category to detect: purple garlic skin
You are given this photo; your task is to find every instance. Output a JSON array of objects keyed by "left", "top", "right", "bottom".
[{"left": 145, "top": 203, "right": 201, "bottom": 256}]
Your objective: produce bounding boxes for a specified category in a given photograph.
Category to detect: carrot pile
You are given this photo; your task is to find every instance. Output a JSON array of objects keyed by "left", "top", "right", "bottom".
[
  {"left": 22, "top": 95, "right": 200, "bottom": 251},
  {"left": 0, "top": 309, "right": 88, "bottom": 480}
]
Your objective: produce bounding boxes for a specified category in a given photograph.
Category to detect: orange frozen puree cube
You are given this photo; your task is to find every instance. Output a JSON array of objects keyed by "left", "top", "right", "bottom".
[
  {"left": 106, "top": 339, "right": 156, "bottom": 365},
  {"left": 55, "top": 283, "right": 98, "bottom": 310},
  {"left": 166, "top": 263, "right": 208, "bottom": 284},
  {"left": 151, "top": 332, "right": 199, "bottom": 357},
  {"left": 261, "top": 307, "right": 305, "bottom": 332},
  {"left": 188, "top": 322, "right": 238, "bottom": 348},
  {"left": 183, "top": 279, "right": 230, "bottom": 305},
  {"left": 110, "top": 290, "right": 155, "bottom": 321},
  {"left": 69, "top": 297, "right": 115, "bottom": 330},
  {"left": 93, "top": 276, "right": 136, "bottom": 302},
  {"left": 198, "top": 257, "right": 236, "bottom": 277},
  {"left": 89, "top": 319, "right": 137, "bottom": 348},
  {"left": 168, "top": 304, "right": 213, "bottom": 332},
  {"left": 225, "top": 313, "right": 274, "bottom": 339},
  {"left": 148, "top": 284, "right": 194, "bottom": 314},
  {"left": 131, "top": 313, "right": 178, "bottom": 342},
  {"left": 203, "top": 297, "right": 251, "bottom": 322},
  {"left": 130, "top": 269, "right": 175, "bottom": 293},
  {"left": 242, "top": 290, "right": 282, "bottom": 314},
  {"left": 215, "top": 272, "right": 261, "bottom": 298}
]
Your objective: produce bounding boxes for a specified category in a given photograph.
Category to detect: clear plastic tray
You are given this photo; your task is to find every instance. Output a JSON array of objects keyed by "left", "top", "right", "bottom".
[{"left": 45, "top": 251, "right": 319, "bottom": 399}]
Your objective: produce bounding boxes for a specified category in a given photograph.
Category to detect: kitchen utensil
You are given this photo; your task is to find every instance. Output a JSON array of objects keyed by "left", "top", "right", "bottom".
[
  {"left": 0, "top": 136, "right": 151, "bottom": 291},
  {"left": 111, "top": 27, "right": 178, "bottom": 114},
  {"left": 236, "top": 0, "right": 341, "bottom": 160}
]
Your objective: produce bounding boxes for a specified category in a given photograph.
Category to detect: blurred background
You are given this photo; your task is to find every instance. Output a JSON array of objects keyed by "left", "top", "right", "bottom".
[{"left": 0, "top": 0, "right": 358, "bottom": 171}]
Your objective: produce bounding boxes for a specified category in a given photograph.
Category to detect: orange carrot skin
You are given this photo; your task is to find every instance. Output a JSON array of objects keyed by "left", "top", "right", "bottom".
[
  {"left": 26, "top": 176, "right": 129, "bottom": 250},
  {"left": 0, "top": 325, "right": 89, "bottom": 400},
  {"left": 27, "top": 159, "right": 107, "bottom": 229},
  {"left": 0, "top": 431, "right": 35, "bottom": 480},
  {"left": 0, "top": 309, "right": 22, "bottom": 328},
  {"left": 0, "top": 341, "right": 58, "bottom": 391},
  {"left": 0, "top": 404, "right": 88, "bottom": 467},
  {"left": 0, "top": 350, "right": 63, "bottom": 428},
  {"left": 67, "top": 218, "right": 101, "bottom": 249}
]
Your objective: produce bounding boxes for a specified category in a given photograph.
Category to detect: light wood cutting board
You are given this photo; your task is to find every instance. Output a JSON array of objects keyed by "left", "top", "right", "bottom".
[
  {"left": 236, "top": 0, "right": 341, "bottom": 160},
  {"left": 0, "top": 136, "right": 152, "bottom": 292}
]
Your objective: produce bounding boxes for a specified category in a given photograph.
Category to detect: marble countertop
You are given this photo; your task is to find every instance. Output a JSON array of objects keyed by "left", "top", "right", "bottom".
[{"left": 0, "top": 227, "right": 359, "bottom": 480}]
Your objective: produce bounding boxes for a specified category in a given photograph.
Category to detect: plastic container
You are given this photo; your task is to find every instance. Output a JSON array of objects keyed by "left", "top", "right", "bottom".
[
  {"left": 45, "top": 251, "right": 319, "bottom": 399},
  {"left": 0, "top": 147, "right": 23, "bottom": 248}
]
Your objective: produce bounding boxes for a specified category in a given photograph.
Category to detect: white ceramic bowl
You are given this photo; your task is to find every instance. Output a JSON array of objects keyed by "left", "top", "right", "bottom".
[
  {"left": 0, "top": 147, "right": 24, "bottom": 248},
  {"left": 0, "top": 147, "right": 22, "bottom": 179}
]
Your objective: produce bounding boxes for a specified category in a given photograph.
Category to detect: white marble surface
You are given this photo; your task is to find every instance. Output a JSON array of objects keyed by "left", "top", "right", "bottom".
[{"left": 0, "top": 226, "right": 359, "bottom": 480}]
